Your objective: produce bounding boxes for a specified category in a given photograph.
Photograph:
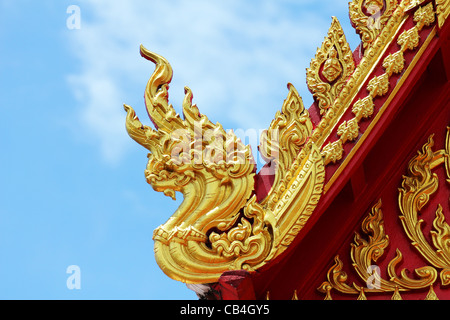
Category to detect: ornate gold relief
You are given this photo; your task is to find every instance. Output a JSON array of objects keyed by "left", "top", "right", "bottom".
[
  {"left": 312, "top": 0, "right": 411, "bottom": 155},
  {"left": 319, "top": 2, "right": 437, "bottom": 170},
  {"left": 320, "top": 199, "right": 438, "bottom": 298},
  {"left": 337, "top": 118, "right": 360, "bottom": 144},
  {"left": 398, "top": 26, "right": 420, "bottom": 51},
  {"left": 306, "top": 17, "right": 355, "bottom": 115},
  {"left": 436, "top": 0, "right": 450, "bottom": 28},
  {"left": 349, "top": 0, "right": 398, "bottom": 48},
  {"left": 125, "top": 46, "right": 325, "bottom": 284},
  {"left": 352, "top": 96, "right": 375, "bottom": 121},
  {"left": 124, "top": 0, "right": 442, "bottom": 286},
  {"left": 367, "top": 73, "right": 390, "bottom": 97},
  {"left": 259, "top": 84, "right": 313, "bottom": 210},
  {"left": 321, "top": 140, "right": 344, "bottom": 166},
  {"left": 398, "top": 130, "right": 450, "bottom": 286},
  {"left": 382, "top": 51, "right": 405, "bottom": 76},
  {"left": 319, "top": 127, "right": 450, "bottom": 299},
  {"left": 319, "top": 200, "right": 438, "bottom": 300},
  {"left": 414, "top": 2, "right": 436, "bottom": 30}
]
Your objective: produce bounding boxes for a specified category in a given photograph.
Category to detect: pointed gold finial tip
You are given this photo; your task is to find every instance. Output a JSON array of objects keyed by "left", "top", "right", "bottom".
[{"left": 139, "top": 44, "right": 158, "bottom": 63}]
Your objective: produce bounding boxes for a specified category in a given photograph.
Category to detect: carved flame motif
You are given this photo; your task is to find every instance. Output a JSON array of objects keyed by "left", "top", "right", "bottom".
[
  {"left": 125, "top": 46, "right": 325, "bottom": 284},
  {"left": 306, "top": 17, "right": 355, "bottom": 115},
  {"left": 319, "top": 127, "right": 450, "bottom": 300}
]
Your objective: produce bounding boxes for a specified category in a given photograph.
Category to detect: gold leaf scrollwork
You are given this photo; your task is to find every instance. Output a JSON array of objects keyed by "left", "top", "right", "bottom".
[
  {"left": 306, "top": 17, "right": 355, "bottom": 115},
  {"left": 209, "top": 196, "right": 273, "bottom": 270},
  {"left": 382, "top": 51, "right": 405, "bottom": 77},
  {"left": 320, "top": 126, "right": 450, "bottom": 299}
]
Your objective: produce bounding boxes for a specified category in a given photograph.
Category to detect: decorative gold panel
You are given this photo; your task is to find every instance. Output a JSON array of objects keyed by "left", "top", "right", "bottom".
[
  {"left": 306, "top": 17, "right": 355, "bottom": 115},
  {"left": 259, "top": 83, "right": 313, "bottom": 210},
  {"left": 319, "top": 126, "right": 450, "bottom": 300}
]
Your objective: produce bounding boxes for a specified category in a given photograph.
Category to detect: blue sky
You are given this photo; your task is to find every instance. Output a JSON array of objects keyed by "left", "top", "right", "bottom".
[{"left": 0, "top": 0, "right": 360, "bottom": 299}]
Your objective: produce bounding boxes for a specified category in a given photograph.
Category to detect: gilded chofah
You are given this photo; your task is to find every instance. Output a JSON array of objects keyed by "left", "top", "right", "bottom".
[
  {"left": 349, "top": 0, "right": 398, "bottom": 48},
  {"left": 319, "top": 127, "right": 450, "bottom": 300},
  {"left": 125, "top": 0, "right": 448, "bottom": 284},
  {"left": 125, "top": 46, "right": 325, "bottom": 283}
]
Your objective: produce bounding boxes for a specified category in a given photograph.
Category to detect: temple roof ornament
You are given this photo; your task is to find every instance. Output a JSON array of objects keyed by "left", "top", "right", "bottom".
[
  {"left": 125, "top": 46, "right": 325, "bottom": 284},
  {"left": 124, "top": 0, "right": 449, "bottom": 286},
  {"left": 306, "top": 17, "right": 355, "bottom": 115}
]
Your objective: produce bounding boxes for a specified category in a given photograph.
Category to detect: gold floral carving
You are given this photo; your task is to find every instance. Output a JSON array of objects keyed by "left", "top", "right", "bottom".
[
  {"left": 352, "top": 96, "right": 375, "bottom": 121},
  {"left": 321, "top": 140, "right": 344, "bottom": 166},
  {"left": 436, "top": 0, "right": 450, "bottom": 28},
  {"left": 382, "top": 51, "right": 405, "bottom": 76},
  {"left": 306, "top": 17, "right": 355, "bottom": 115},
  {"left": 349, "top": 0, "right": 398, "bottom": 48},
  {"left": 414, "top": 2, "right": 436, "bottom": 30},
  {"left": 125, "top": 46, "right": 325, "bottom": 284},
  {"left": 320, "top": 2, "right": 437, "bottom": 168},
  {"left": 319, "top": 127, "right": 450, "bottom": 300}
]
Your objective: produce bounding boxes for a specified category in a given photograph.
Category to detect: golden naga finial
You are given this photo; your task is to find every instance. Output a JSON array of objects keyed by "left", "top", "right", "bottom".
[
  {"left": 124, "top": 45, "right": 325, "bottom": 284},
  {"left": 349, "top": 0, "right": 398, "bottom": 48}
]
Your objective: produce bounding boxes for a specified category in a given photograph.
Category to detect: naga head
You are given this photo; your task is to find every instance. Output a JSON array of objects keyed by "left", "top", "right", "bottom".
[{"left": 124, "top": 46, "right": 323, "bottom": 284}]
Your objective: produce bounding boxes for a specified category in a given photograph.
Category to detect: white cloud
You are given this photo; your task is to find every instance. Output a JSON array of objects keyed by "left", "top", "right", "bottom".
[{"left": 67, "top": 0, "right": 357, "bottom": 165}]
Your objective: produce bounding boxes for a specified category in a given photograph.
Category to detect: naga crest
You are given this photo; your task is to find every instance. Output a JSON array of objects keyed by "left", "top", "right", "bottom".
[{"left": 125, "top": 45, "right": 325, "bottom": 284}]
